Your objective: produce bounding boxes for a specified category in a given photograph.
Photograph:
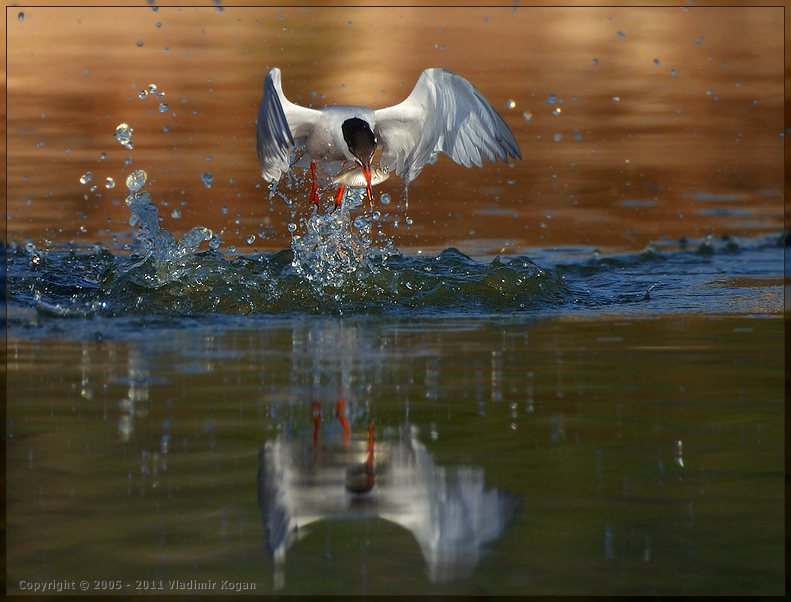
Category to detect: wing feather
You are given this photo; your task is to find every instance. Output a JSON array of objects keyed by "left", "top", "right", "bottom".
[
  {"left": 255, "top": 68, "right": 322, "bottom": 182},
  {"left": 375, "top": 68, "right": 521, "bottom": 182}
]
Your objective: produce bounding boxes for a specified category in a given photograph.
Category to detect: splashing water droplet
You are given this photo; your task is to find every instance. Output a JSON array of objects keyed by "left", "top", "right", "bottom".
[
  {"left": 201, "top": 173, "right": 214, "bottom": 188},
  {"left": 80, "top": 172, "right": 93, "bottom": 185},
  {"left": 114, "top": 123, "right": 133, "bottom": 148},
  {"left": 126, "top": 169, "right": 147, "bottom": 193}
]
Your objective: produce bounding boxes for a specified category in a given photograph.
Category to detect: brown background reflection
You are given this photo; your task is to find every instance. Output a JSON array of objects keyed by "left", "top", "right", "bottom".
[{"left": 6, "top": 5, "right": 784, "bottom": 255}]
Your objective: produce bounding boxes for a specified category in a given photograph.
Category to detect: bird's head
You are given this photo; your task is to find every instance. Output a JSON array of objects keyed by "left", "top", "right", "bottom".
[{"left": 342, "top": 117, "right": 377, "bottom": 204}]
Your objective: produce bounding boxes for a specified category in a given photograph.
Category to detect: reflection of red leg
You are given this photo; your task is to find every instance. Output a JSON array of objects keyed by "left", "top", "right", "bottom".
[
  {"left": 364, "top": 421, "right": 375, "bottom": 489},
  {"left": 309, "top": 162, "right": 320, "bottom": 206},
  {"left": 312, "top": 401, "right": 321, "bottom": 447},
  {"left": 336, "top": 400, "right": 350, "bottom": 446},
  {"left": 333, "top": 185, "right": 346, "bottom": 209}
]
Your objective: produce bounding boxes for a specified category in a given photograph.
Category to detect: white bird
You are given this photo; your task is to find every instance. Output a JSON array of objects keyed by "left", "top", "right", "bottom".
[{"left": 256, "top": 67, "right": 522, "bottom": 208}]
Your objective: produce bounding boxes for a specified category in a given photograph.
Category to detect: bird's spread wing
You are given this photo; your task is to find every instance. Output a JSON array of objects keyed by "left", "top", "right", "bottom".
[
  {"left": 374, "top": 68, "right": 522, "bottom": 182},
  {"left": 256, "top": 68, "right": 322, "bottom": 182}
]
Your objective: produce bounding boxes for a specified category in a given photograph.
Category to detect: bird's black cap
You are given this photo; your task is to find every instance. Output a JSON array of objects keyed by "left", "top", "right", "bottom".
[{"left": 342, "top": 117, "right": 377, "bottom": 166}]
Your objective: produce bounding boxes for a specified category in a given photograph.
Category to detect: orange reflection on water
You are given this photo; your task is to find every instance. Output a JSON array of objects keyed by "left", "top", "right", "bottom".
[{"left": 6, "top": 6, "right": 784, "bottom": 254}]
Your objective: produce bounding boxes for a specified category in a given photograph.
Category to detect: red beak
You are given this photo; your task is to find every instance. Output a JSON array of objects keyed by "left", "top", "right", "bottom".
[{"left": 362, "top": 164, "right": 373, "bottom": 206}]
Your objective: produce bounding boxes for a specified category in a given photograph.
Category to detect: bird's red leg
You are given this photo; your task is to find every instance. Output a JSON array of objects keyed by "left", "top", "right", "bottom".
[
  {"left": 333, "top": 184, "right": 346, "bottom": 209},
  {"left": 309, "top": 162, "right": 320, "bottom": 206}
]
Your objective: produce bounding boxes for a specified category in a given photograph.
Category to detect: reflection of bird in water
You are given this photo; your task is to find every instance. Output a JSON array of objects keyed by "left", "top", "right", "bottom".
[
  {"left": 258, "top": 419, "right": 518, "bottom": 589},
  {"left": 256, "top": 67, "right": 522, "bottom": 208}
]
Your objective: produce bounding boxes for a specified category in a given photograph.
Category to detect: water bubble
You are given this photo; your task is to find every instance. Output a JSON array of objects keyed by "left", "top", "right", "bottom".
[
  {"left": 353, "top": 215, "right": 371, "bottom": 233},
  {"left": 18, "top": 12, "right": 24, "bottom": 22},
  {"left": 246, "top": 234, "right": 255, "bottom": 245},
  {"left": 617, "top": 31, "right": 625, "bottom": 38},
  {"left": 100, "top": 152, "right": 107, "bottom": 160},
  {"left": 80, "top": 172, "right": 93, "bottom": 185},
  {"left": 612, "top": 96, "right": 620, "bottom": 102},
  {"left": 552, "top": 107, "right": 561, "bottom": 116},
  {"left": 380, "top": 193, "right": 391, "bottom": 205},
  {"left": 114, "top": 123, "right": 133, "bottom": 149},
  {"left": 405, "top": 217, "right": 413, "bottom": 225},
  {"left": 554, "top": 134, "right": 562, "bottom": 142},
  {"left": 126, "top": 169, "right": 147, "bottom": 193},
  {"left": 287, "top": 223, "right": 297, "bottom": 233},
  {"left": 148, "top": 84, "right": 157, "bottom": 94},
  {"left": 592, "top": 58, "right": 599, "bottom": 65},
  {"left": 139, "top": 90, "right": 148, "bottom": 99},
  {"left": 670, "top": 69, "right": 677, "bottom": 76},
  {"left": 136, "top": 40, "right": 144, "bottom": 47},
  {"left": 156, "top": 91, "right": 165, "bottom": 98},
  {"left": 547, "top": 94, "right": 557, "bottom": 105},
  {"left": 105, "top": 177, "right": 115, "bottom": 189},
  {"left": 505, "top": 99, "right": 516, "bottom": 109},
  {"left": 171, "top": 208, "right": 181, "bottom": 219},
  {"left": 523, "top": 111, "right": 532, "bottom": 122},
  {"left": 158, "top": 103, "right": 169, "bottom": 113},
  {"left": 653, "top": 58, "right": 660, "bottom": 66},
  {"left": 220, "top": 205, "right": 228, "bottom": 216},
  {"left": 201, "top": 173, "right": 214, "bottom": 188}
]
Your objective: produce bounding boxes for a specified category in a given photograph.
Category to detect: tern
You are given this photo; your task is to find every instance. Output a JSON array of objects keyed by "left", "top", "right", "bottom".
[{"left": 256, "top": 67, "right": 522, "bottom": 208}]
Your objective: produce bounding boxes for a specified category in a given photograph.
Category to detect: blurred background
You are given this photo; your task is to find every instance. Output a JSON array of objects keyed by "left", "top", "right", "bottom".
[{"left": 5, "top": 3, "right": 785, "bottom": 256}]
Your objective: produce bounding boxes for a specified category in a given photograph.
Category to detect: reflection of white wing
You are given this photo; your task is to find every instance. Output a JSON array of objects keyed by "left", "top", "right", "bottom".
[
  {"left": 256, "top": 68, "right": 322, "bottom": 182},
  {"left": 375, "top": 69, "right": 522, "bottom": 182},
  {"left": 258, "top": 423, "right": 517, "bottom": 586}
]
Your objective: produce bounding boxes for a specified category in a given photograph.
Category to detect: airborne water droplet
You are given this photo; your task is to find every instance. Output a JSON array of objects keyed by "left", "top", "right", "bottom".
[
  {"left": 201, "top": 173, "right": 214, "bottom": 188},
  {"left": 79, "top": 172, "right": 93, "bottom": 185},
  {"left": 158, "top": 103, "right": 169, "bottom": 113},
  {"left": 105, "top": 177, "right": 115, "bottom": 189},
  {"left": 114, "top": 123, "right": 133, "bottom": 147},
  {"left": 125, "top": 169, "right": 147, "bottom": 193}
]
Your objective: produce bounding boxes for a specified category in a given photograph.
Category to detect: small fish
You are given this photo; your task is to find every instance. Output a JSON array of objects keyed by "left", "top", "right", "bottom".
[{"left": 316, "top": 165, "right": 390, "bottom": 190}]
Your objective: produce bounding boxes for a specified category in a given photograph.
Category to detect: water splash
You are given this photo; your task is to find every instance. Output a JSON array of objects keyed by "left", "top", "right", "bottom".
[
  {"left": 115, "top": 168, "right": 212, "bottom": 288},
  {"left": 290, "top": 187, "right": 398, "bottom": 290}
]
